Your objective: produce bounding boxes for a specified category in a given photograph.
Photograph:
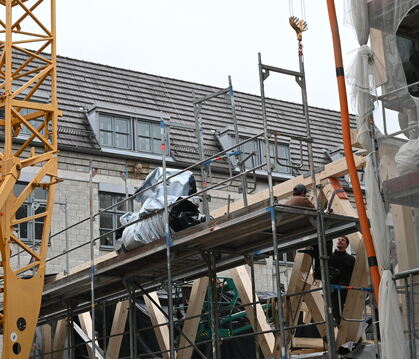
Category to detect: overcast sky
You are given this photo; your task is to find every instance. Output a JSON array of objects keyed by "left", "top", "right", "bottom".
[{"left": 56, "top": 1, "right": 359, "bottom": 113}]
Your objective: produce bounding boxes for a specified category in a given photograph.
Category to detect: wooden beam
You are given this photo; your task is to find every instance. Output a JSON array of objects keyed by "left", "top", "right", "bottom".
[
  {"left": 177, "top": 277, "right": 209, "bottom": 359},
  {"left": 321, "top": 180, "right": 368, "bottom": 347},
  {"left": 292, "top": 337, "right": 324, "bottom": 349},
  {"left": 52, "top": 319, "right": 67, "bottom": 359},
  {"left": 230, "top": 265, "right": 275, "bottom": 358},
  {"left": 41, "top": 323, "right": 52, "bottom": 359},
  {"left": 144, "top": 291, "right": 173, "bottom": 359},
  {"left": 107, "top": 300, "right": 130, "bottom": 359},
  {"left": 78, "top": 312, "right": 101, "bottom": 359},
  {"left": 212, "top": 154, "right": 366, "bottom": 218}
]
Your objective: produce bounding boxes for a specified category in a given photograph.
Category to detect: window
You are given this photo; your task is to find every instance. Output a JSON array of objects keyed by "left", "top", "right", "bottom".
[
  {"left": 99, "top": 192, "right": 132, "bottom": 249},
  {"left": 14, "top": 183, "right": 47, "bottom": 243},
  {"left": 232, "top": 135, "right": 291, "bottom": 175},
  {"left": 97, "top": 113, "right": 169, "bottom": 155},
  {"left": 136, "top": 121, "right": 166, "bottom": 154},
  {"left": 99, "top": 114, "right": 131, "bottom": 150},
  {"left": 19, "top": 108, "right": 45, "bottom": 136}
]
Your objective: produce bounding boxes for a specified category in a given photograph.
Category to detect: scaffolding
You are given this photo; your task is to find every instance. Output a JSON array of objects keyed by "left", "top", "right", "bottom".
[{"left": 18, "top": 50, "right": 377, "bottom": 359}]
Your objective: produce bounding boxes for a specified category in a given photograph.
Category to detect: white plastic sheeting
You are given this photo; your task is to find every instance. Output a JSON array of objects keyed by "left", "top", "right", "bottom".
[
  {"left": 347, "top": 1, "right": 414, "bottom": 357},
  {"left": 116, "top": 168, "right": 198, "bottom": 251},
  {"left": 135, "top": 168, "right": 195, "bottom": 214},
  {"left": 378, "top": 271, "right": 408, "bottom": 359},
  {"left": 395, "top": 138, "right": 419, "bottom": 175}
]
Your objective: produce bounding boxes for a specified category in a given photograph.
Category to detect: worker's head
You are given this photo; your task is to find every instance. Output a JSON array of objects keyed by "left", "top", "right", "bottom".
[
  {"left": 336, "top": 236, "right": 349, "bottom": 251},
  {"left": 293, "top": 184, "right": 307, "bottom": 196}
]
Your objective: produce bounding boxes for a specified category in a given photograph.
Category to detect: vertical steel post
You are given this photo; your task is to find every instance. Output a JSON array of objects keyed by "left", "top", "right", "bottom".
[
  {"left": 228, "top": 75, "right": 248, "bottom": 206},
  {"left": 64, "top": 199, "right": 70, "bottom": 276},
  {"left": 194, "top": 103, "right": 210, "bottom": 217},
  {"left": 208, "top": 252, "right": 221, "bottom": 358},
  {"left": 409, "top": 274, "right": 417, "bottom": 359},
  {"left": 258, "top": 52, "right": 288, "bottom": 359},
  {"left": 161, "top": 118, "right": 176, "bottom": 358},
  {"left": 129, "top": 288, "right": 135, "bottom": 359},
  {"left": 88, "top": 160, "right": 97, "bottom": 359},
  {"left": 102, "top": 301, "right": 107, "bottom": 356}
]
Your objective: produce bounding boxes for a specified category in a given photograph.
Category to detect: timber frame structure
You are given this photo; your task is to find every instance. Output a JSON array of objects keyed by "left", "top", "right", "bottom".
[
  {"left": 0, "top": 0, "right": 59, "bottom": 358},
  {"left": 35, "top": 152, "right": 369, "bottom": 359}
]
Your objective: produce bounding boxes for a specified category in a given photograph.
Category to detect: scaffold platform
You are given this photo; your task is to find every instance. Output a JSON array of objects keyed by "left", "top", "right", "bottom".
[{"left": 41, "top": 200, "right": 359, "bottom": 317}]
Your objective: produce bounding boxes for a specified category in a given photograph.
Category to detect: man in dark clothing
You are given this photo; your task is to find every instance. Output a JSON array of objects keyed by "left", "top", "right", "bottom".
[
  {"left": 284, "top": 184, "right": 314, "bottom": 208},
  {"left": 329, "top": 236, "right": 355, "bottom": 325}
]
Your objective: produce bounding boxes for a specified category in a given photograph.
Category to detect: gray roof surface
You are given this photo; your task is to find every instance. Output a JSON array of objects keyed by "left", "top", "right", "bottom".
[{"left": 50, "top": 55, "right": 350, "bottom": 167}]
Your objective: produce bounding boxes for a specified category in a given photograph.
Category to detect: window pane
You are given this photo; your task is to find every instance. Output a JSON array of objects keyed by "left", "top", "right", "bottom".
[
  {"left": 99, "top": 193, "right": 112, "bottom": 209},
  {"left": 16, "top": 205, "right": 28, "bottom": 220},
  {"left": 138, "top": 122, "right": 150, "bottom": 137},
  {"left": 138, "top": 137, "right": 151, "bottom": 152},
  {"left": 35, "top": 204, "right": 46, "bottom": 215},
  {"left": 34, "top": 187, "right": 47, "bottom": 200},
  {"left": 100, "top": 131, "right": 113, "bottom": 146},
  {"left": 17, "top": 223, "right": 28, "bottom": 239},
  {"left": 115, "top": 195, "right": 129, "bottom": 212},
  {"left": 115, "top": 133, "right": 130, "bottom": 149},
  {"left": 100, "top": 229, "right": 113, "bottom": 247},
  {"left": 100, "top": 115, "right": 112, "bottom": 131},
  {"left": 152, "top": 124, "right": 161, "bottom": 139},
  {"left": 153, "top": 140, "right": 162, "bottom": 154},
  {"left": 35, "top": 222, "right": 44, "bottom": 240},
  {"left": 14, "top": 183, "right": 26, "bottom": 197},
  {"left": 100, "top": 213, "right": 113, "bottom": 230},
  {"left": 115, "top": 118, "right": 129, "bottom": 133}
]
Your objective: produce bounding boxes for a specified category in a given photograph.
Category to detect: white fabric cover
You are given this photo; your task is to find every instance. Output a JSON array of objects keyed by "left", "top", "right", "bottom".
[
  {"left": 395, "top": 138, "right": 419, "bottom": 175},
  {"left": 378, "top": 270, "right": 408, "bottom": 359},
  {"left": 365, "top": 154, "right": 391, "bottom": 270}
]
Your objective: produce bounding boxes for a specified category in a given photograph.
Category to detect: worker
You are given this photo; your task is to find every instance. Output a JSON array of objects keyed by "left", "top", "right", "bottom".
[
  {"left": 329, "top": 236, "right": 355, "bottom": 325},
  {"left": 284, "top": 184, "right": 314, "bottom": 208}
]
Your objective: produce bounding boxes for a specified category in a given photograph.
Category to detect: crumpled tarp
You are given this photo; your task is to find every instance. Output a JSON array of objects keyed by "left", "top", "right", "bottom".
[{"left": 115, "top": 168, "right": 205, "bottom": 252}]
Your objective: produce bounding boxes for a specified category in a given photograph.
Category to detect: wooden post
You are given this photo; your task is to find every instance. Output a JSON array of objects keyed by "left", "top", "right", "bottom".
[
  {"left": 144, "top": 292, "right": 173, "bottom": 359},
  {"left": 107, "top": 300, "right": 130, "bottom": 359},
  {"left": 177, "top": 277, "right": 209, "bottom": 359},
  {"left": 41, "top": 324, "right": 52, "bottom": 359},
  {"left": 230, "top": 265, "right": 275, "bottom": 357},
  {"left": 78, "top": 312, "right": 101, "bottom": 359},
  {"left": 53, "top": 319, "right": 67, "bottom": 359}
]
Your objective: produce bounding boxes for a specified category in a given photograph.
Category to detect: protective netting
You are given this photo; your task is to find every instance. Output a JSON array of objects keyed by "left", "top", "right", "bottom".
[{"left": 345, "top": 1, "right": 419, "bottom": 357}]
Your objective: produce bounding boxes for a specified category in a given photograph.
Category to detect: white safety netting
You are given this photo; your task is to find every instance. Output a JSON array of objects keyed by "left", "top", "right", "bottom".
[{"left": 346, "top": 0, "right": 419, "bottom": 357}]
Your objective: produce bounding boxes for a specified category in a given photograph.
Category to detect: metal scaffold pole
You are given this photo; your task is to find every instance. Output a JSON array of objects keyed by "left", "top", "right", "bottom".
[
  {"left": 89, "top": 160, "right": 98, "bottom": 359},
  {"left": 258, "top": 52, "right": 288, "bottom": 359},
  {"left": 161, "top": 117, "right": 176, "bottom": 358}
]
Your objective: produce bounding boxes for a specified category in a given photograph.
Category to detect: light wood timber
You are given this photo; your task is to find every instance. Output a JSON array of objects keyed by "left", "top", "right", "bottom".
[
  {"left": 41, "top": 324, "right": 52, "bottom": 359},
  {"left": 322, "top": 179, "right": 368, "bottom": 347},
  {"left": 52, "top": 319, "right": 67, "bottom": 359},
  {"left": 78, "top": 312, "right": 101, "bottom": 359},
  {"left": 292, "top": 337, "right": 324, "bottom": 349},
  {"left": 144, "top": 291, "right": 173, "bottom": 359},
  {"left": 106, "top": 300, "right": 130, "bottom": 359},
  {"left": 177, "top": 277, "right": 209, "bottom": 359},
  {"left": 230, "top": 265, "right": 275, "bottom": 358},
  {"left": 212, "top": 154, "right": 366, "bottom": 218}
]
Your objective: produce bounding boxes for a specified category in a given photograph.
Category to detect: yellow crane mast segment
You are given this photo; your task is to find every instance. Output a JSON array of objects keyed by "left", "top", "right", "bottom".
[{"left": 0, "top": 0, "right": 59, "bottom": 357}]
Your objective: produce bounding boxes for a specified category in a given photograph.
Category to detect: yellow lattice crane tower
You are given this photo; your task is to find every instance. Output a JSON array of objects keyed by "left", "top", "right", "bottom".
[{"left": 0, "top": 0, "right": 59, "bottom": 357}]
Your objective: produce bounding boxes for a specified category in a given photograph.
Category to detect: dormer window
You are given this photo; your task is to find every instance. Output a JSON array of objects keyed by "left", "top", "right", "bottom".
[
  {"left": 87, "top": 103, "right": 170, "bottom": 158},
  {"left": 216, "top": 126, "right": 292, "bottom": 176}
]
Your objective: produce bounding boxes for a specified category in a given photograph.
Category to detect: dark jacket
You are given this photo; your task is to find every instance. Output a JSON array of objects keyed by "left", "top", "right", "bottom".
[
  {"left": 328, "top": 250, "right": 355, "bottom": 286},
  {"left": 284, "top": 195, "right": 314, "bottom": 208}
]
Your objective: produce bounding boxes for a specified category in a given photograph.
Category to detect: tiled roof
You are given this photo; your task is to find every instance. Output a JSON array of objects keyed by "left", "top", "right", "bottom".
[{"left": 52, "top": 55, "right": 351, "bottom": 167}]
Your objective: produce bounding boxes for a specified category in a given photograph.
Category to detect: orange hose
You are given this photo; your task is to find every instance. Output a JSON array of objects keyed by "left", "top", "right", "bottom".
[{"left": 325, "top": 0, "right": 381, "bottom": 301}]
